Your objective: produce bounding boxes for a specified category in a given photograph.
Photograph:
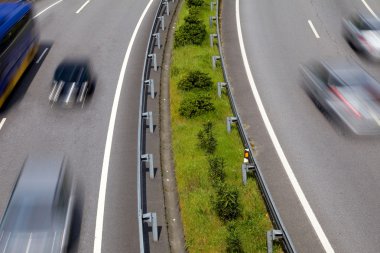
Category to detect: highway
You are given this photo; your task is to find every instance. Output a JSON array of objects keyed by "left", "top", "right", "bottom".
[
  {"left": 0, "top": 0, "right": 169, "bottom": 252},
  {"left": 222, "top": 0, "right": 380, "bottom": 252}
]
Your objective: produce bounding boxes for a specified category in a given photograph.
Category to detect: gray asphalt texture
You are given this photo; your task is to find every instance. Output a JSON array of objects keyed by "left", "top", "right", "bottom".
[
  {"left": 222, "top": 0, "right": 380, "bottom": 252},
  {"left": 0, "top": 0, "right": 170, "bottom": 252}
]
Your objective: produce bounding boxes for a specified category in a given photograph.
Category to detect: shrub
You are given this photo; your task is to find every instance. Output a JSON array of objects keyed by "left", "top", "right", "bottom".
[
  {"left": 178, "top": 71, "right": 213, "bottom": 91},
  {"left": 213, "top": 184, "right": 241, "bottom": 222},
  {"left": 226, "top": 223, "right": 244, "bottom": 253},
  {"left": 197, "top": 122, "right": 217, "bottom": 154},
  {"left": 186, "top": 0, "right": 204, "bottom": 8},
  {"left": 174, "top": 17, "right": 206, "bottom": 47},
  {"left": 179, "top": 93, "right": 215, "bottom": 118},
  {"left": 208, "top": 156, "right": 225, "bottom": 186}
]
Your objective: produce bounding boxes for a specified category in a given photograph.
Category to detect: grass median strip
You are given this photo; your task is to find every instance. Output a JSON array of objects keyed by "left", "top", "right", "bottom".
[{"left": 170, "top": 0, "right": 282, "bottom": 252}]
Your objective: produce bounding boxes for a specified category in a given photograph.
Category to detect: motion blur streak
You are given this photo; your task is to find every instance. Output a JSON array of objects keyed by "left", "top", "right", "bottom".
[
  {"left": 235, "top": 0, "right": 335, "bottom": 252},
  {"left": 361, "top": 0, "right": 379, "bottom": 19},
  {"left": 93, "top": 0, "right": 153, "bottom": 252}
]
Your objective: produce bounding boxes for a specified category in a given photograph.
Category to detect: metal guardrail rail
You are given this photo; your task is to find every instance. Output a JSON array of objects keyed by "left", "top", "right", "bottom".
[
  {"left": 212, "top": 0, "right": 297, "bottom": 252},
  {"left": 137, "top": 0, "right": 174, "bottom": 252}
]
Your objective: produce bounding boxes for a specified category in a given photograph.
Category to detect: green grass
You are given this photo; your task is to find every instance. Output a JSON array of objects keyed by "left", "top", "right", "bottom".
[{"left": 170, "top": 1, "right": 282, "bottom": 252}]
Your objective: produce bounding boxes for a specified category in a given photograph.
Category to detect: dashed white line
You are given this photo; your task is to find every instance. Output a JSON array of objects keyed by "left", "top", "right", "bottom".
[
  {"left": 93, "top": 0, "right": 154, "bottom": 252},
  {"left": 33, "top": 0, "right": 63, "bottom": 19},
  {"left": 308, "top": 20, "right": 320, "bottom": 39},
  {"left": 236, "top": 0, "right": 334, "bottom": 252},
  {"left": 0, "top": 118, "right": 6, "bottom": 131},
  {"left": 362, "top": 0, "right": 379, "bottom": 19},
  {"left": 35, "top": 48, "right": 49, "bottom": 64},
  {"left": 76, "top": 0, "right": 90, "bottom": 14}
]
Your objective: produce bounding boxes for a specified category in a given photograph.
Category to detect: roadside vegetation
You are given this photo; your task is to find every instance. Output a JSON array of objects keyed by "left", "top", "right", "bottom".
[{"left": 170, "top": 0, "right": 282, "bottom": 252}]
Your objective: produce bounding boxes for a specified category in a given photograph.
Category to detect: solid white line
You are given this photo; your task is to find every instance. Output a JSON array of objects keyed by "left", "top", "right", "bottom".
[
  {"left": 33, "top": 0, "right": 63, "bottom": 19},
  {"left": 236, "top": 1, "right": 334, "bottom": 252},
  {"left": 35, "top": 48, "right": 48, "bottom": 64},
  {"left": 308, "top": 20, "right": 320, "bottom": 39},
  {"left": 93, "top": 0, "right": 154, "bottom": 252},
  {"left": 76, "top": 0, "right": 90, "bottom": 14},
  {"left": 0, "top": 118, "right": 6, "bottom": 131},
  {"left": 362, "top": 0, "right": 379, "bottom": 19}
]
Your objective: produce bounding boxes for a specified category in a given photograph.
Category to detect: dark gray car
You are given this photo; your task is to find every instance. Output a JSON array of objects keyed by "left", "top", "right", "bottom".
[
  {"left": 343, "top": 13, "right": 380, "bottom": 60},
  {"left": 0, "top": 153, "right": 75, "bottom": 253},
  {"left": 301, "top": 59, "right": 380, "bottom": 135},
  {"left": 49, "top": 59, "right": 95, "bottom": 108}
]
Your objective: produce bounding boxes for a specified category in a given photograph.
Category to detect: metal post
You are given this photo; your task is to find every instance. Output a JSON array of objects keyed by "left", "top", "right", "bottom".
[
  {"left": 267, "top": 230, "right": 283, "bottom": 253},
  {"left": 210, "top": 1, "right": 216, "bottom": 11},
  {"left": 148, "top": 54, "right": 157, "bottom": 72},
  {"left": 210, "top": 34, "right": 218, "bottom": 47},
  {"left": 163, "top": 1, "right": 169, "bottom": 15},
  {"left": 142, "top": 111, "right": 153, "bottom": 133},
  {"left": 212, "top": 56, "right": 221, "bottom": 69},
  {"left": 141, "top": 154, "right": 154, "bottom": 179},
  {"left": 226, "top": 116, "right": 238, "bottom": 133},
  {"left": 241, "top": 163, "right": 255, "bottom": 185},
  {"left": 217, "top": 82, "right": 227, "bottom": 97},
  {"left": 153, "top": 33, "right": 161, "bottom": 49},
  {"left": 145, "top": 79, "right": 155, "bottom": 99},
  {"left": 158, "top": 16, "right": 165, "bottom": 31},
  {"left": 143, "top": 212, "right": 158, "bottom": 242},
  {"left": 209, "top": 16, "right": 216, "bottom": 28}
]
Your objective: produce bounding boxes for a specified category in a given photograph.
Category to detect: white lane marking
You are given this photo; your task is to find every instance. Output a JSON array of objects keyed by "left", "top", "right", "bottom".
[
  {"left": 308, "top": 20, "right": 320, "bottom": 39},
  {"left": 0, "top": 118, "right": 6, "bottom": 131},
  {"left": 33, "top": 0, "right": 63, "bottom": 19},
  {"left": 35, "top": 48, "right": 49, "bottom": 64},
  {"left": 93, "top": 0, "right": 154, "bottom": 252},
  {"left": 236, "top": 1, "right": 334, "bottom": 252},
  {"left": 76, "top": 0, "right": 90, "bottom": 14},
  {"left": 362, "top": 0, "right": 379, "bottom": 19}
]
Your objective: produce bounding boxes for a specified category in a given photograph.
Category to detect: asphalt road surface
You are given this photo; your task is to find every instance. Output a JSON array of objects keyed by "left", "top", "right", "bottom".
[
  {"left": 222, "top": 0, "right": 380, "bottom": 252},
  {"left": 0, "top": 0, "right": 168, "bottom": 252}
]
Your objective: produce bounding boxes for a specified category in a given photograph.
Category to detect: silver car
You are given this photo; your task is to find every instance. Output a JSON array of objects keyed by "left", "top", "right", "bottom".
[
  {"left": 343, "top": 13, "right": 380, "bottom": 61},
  {"left": 301, "top": 59, "right": 380, "bottom": 135},
  {"left": 0, "top": 153, "right": 76, "bottom": 253}
]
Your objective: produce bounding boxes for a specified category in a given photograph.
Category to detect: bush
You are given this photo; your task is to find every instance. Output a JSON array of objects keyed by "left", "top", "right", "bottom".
[
  {"left": 174, "top": 16, "right": 206, "bottom": 47},
  {"left": 186, "top": 0, "right": 204, "bottom": 8},
  {"left": 213, "top": 184, "right": 241, "bottom": 222},
  {"left": 178, "top": 71, "right": 213, "bottom": 91},
  {"left": 179, "top": 93, "right": 215, "bottom": 118},
  {"left": 208, "top": 156, "right": 225, "bottom": 186},
  {"left": 226, "top": 223, "right": 244, "bottom": 253},
  {"left": 197, "top": 122, "right": 217, "bottom": 154}
]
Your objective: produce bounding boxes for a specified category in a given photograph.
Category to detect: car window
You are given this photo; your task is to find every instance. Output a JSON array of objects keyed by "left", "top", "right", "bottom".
[
  {"left": 352, "top": 16, "right": 371, "bottom": 30},
  {"left": 328, "top": 74, "right": 343, "bottom": 87}
]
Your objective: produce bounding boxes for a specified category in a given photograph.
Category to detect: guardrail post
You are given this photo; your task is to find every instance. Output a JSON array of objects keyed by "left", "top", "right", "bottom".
[
  {"left": 148, "top": 54, "right": 158, "bottom": 71},
  {"left": 242, "top": 163, "right": 255, "bottom": 185},
  {"left": 217, "top": 82, "right": 227, "bottom": 97},
  {"left": 142, "top": 111, "right": 154, "bottom": 133},
  {"left": 153, "top": 33, "right": 161, "bottom": 49},
  {"left": 226, "top": 116, "right": 238, "bottom": 133},
  {"left": 267, "top": 230, "right": 283, "bottom": 253},
  {"left": 212, "top": 56, "right": 221, "bottom": 69},
  {"left": 158, "top": 16, "right": 165, "bottom": 31},
  {"left": 210, "top": 1, "right": 216, "bottom": 11},
  {"left": 210, "top": 34, "right": 218, "bottom": 47},
  {"left": 144, "top": 79, "right": 155, "bottom": 99},
  {"left": 209, "top": 16, "right": 216, "bottom": 28},
  {"left": 162, "top": 0, "right": 170, "bottom": 15},
  {"left": 141, "top": 154, "right": 154, "bottom": 179},
  {"left": 143, "top": 212, "right": 158, "bottom": 242}
]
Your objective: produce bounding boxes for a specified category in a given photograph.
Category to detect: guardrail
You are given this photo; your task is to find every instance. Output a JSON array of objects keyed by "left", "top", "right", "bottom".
[
  {"left": 210, "top": 0, "right": 297, "bottom": 252},
  {"left": 137, "top": 0, "right": 176, "bottom": 252}
]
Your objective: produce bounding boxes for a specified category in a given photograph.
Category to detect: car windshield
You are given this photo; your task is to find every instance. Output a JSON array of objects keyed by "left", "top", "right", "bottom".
[
  {"left": 1, "top": 197, "right": 52, "bottom": 232},
  {"left": 55, "top": 65, "right": 85, "bottom": 82}
]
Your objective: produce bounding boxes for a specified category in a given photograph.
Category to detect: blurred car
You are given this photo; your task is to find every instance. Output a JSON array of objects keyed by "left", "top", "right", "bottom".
[
  {"left": 301, "top": 59, "right": 380, "bottom": 135},
  {"left": 0, "top": 153, "right": 75, "bottom": 253},
  {"left": 49, "top": 59, "right": 95, "bottom": 107},
  {"left": 343, "top": 13, "right": 380, "bottom": 60}
]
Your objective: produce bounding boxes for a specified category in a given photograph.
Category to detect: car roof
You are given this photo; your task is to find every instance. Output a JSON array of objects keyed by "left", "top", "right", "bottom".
[{"left": 12, "top": 153, "right": 65, "bottom": 206}]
